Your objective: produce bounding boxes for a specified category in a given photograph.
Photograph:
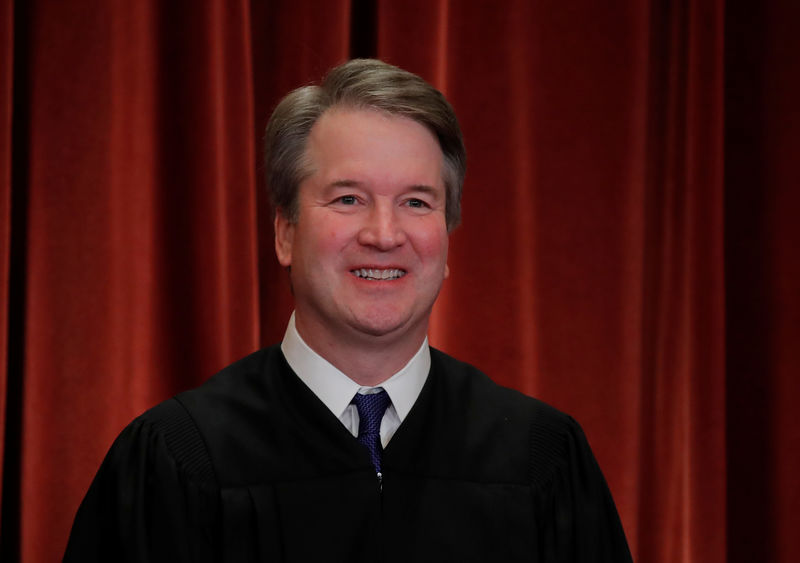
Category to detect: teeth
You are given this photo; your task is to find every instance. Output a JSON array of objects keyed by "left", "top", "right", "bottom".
[{"left": 352, "top": 268, "right": 407, "bottom": 281}]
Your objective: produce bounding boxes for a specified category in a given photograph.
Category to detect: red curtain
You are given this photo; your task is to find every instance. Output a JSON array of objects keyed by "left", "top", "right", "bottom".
[{"left": 2, "top": 1, "right": 798, "bottom": 562}]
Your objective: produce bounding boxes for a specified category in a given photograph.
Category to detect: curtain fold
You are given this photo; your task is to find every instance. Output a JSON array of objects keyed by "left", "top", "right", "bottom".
[
  {"left": 0, "top": 0, "right": 14, "bottom": 531},
  {"left": 635, "top": 1, "right": 727, "bottom": 561},
  {"left": 724, "top": 2, "right": 800, "bottom": 563},
  {"left": 7, "top": 1, "right": 261, "bottom": 560},
  {"left": 1, "top": 1, "right": 798, "bottom": 562},
  {"left": 248, "top": 0, "right": 352, "bottom": 342}
]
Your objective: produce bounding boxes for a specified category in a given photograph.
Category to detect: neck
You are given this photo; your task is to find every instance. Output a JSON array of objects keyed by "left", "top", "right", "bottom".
[{"left": 294, "top": 315, "right": 427, "bottom": 387}]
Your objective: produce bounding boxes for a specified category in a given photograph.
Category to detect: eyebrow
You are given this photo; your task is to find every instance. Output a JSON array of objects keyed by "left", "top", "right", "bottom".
[
  {"left": 406, "top": 184, "right": 440, "bottom": 197},
  {"left": 329, "top": 180, "right": 440, "bottom": 195},
  {"left": 329, "top": 179, "right": 362, "bottom": 188}
]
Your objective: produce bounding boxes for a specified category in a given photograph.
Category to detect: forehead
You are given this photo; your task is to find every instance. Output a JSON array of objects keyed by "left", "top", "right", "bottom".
[{"left": 303, "top": 108, "right": 445, "bottom": 186}]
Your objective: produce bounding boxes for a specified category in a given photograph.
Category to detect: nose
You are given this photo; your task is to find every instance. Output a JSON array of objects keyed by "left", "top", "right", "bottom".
[{"left": 357, "top": 203, "right": 407, "bottom": 250}]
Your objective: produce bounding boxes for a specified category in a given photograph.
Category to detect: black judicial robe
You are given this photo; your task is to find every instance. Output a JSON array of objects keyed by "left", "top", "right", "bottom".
[{"left": 65, "top": 346, "right": 632, "bottom": 562}]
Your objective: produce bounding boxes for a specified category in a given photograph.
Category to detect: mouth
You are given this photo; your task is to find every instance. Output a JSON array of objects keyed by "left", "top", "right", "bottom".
[{"left": 351, "top": 268, "right": 407, "bottom": 281}]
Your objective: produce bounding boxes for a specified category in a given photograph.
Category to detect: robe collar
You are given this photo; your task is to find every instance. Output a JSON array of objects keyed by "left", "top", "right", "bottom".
[{"left": 280, "top": 312, "right": 430, "bottom": 424}]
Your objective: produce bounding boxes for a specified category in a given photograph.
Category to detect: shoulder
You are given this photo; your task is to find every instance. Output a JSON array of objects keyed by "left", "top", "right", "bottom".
[
  {"left": 430, "top": 347, "right": 573, "bottom": 427},
  {"left": 168, "top": 345, "right": 286, "bottom": 418},
  {"left": 138, "top": 345, "right": 281, "bottom": 426},
  {"left": 128, "top": 346, "right": 285, "bottom": 484},
  {"left": 429, "top": 347, "right": 588, "bottom": 485}
]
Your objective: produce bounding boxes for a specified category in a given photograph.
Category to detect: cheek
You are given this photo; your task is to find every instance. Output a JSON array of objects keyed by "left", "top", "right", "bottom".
[
  {"left": 412, "top": 225, "right": 449, "bottom": 261},
  {"left": 296, "top": 216, "right": 348, "bottom": 254},
  {"left": 319, "top": 216, "right": 359, "bottom": 249}
]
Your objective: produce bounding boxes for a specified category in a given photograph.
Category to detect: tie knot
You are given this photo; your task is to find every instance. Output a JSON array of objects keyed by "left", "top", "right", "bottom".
[{"left": 352, "top": 390, "right": 392, "bottom": 435}]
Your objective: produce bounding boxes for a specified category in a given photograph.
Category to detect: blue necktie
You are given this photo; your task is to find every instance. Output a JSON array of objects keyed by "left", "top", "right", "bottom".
[{"left": 352, "top": 390, "right": 392, "bottom": 473}]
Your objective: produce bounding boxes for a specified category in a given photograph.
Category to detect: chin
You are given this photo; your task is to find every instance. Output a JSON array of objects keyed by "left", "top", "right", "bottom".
[
  {"left": 351, "top": 319, "right": 408, "bottom": 338},
  {"left": 354, "top": 303, "right": 436, "bottom": 341},
  {"left": 347, "top": 309, "right": 418, "bottom": 339}
]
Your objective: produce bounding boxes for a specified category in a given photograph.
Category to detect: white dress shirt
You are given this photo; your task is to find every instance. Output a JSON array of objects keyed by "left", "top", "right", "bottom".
[{"left": 281, "top": 313, "right": 430, "bottom": 447}]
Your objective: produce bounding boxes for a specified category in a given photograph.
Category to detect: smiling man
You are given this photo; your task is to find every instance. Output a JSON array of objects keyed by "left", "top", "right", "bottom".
[
  {"left": 66, "top": 59, "right": 632, "bottom": 562},
  {"left": 274, "top": 107, "right": 450, "bottom": 385}
]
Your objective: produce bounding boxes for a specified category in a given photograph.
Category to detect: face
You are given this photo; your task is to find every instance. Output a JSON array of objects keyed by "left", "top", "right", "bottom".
[{"left": 275, "top": 108, "right": 450, "bottom": 349}]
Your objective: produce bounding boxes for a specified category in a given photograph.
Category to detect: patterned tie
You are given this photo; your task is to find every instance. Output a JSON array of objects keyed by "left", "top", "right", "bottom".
[{"left": 351, "top": 390, "right": 392, "bottom": 473}]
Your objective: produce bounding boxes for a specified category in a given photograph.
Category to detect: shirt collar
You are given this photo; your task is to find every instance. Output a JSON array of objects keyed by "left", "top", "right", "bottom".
[{"left": 281, "top": 312, "right": 430, "bottom": 422}]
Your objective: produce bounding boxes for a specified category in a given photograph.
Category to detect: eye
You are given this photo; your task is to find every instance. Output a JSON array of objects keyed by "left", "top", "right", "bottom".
[
  {"left": 406, "top": 198, "right": 430, "bottom": 209},
  {"left": 336, "top": 195, "right": 358, "bottom": 205}
]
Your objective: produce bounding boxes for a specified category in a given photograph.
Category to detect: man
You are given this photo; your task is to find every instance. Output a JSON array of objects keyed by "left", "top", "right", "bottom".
[{"left": 66, "top": 59, "right": 632, "bottom": 562}]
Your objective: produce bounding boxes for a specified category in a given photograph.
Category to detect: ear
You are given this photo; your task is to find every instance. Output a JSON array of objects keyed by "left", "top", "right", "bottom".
[
  {"left": 274, "top": 211, "right": 295, "bottom": 267},
  {"left": 444, "top": 263, "right": 450, "bottom": 279}
]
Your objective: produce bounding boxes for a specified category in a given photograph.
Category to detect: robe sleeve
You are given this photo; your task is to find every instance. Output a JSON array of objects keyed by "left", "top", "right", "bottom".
[
  {"left": 531, "top": 415, "right": 633, "bottom": 563},
  {"left": 64, "top": 399, "right": 218, "bottom": 562}
]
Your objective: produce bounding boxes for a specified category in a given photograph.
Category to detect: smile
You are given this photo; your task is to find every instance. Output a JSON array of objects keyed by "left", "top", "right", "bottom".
[{"left": 351, "top": 268, "right": 407, "bottom": 281}]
